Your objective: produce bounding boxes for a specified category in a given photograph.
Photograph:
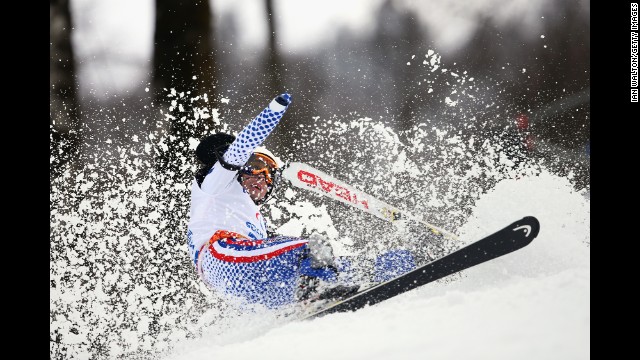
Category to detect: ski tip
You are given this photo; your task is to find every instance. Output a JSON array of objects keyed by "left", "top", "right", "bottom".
[{"left": 513, "top": 216, "right": 540, "bottom": 243}]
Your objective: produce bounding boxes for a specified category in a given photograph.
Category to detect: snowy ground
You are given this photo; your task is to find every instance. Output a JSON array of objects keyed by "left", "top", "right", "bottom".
[{"left": 163, "top": 171, "right": 590, "bottom": 360}]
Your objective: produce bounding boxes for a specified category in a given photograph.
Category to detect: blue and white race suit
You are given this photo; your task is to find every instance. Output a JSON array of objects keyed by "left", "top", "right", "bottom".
[{"left": 187, "top": 93, "right": 335, "bottom": 308}]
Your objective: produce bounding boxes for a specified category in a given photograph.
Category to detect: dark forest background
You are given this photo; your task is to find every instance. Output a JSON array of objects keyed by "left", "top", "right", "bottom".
[
  {"left": 51, "top": 0, "right": 590, "bottom": 184},
  {"left": 50, "top": 2, "right": 590, "bottom": 358}
]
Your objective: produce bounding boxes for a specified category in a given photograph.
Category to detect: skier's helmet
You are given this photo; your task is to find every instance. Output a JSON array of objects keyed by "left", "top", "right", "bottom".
[
  {"left": 195, "top": 132, "right": 236, "bottom": 166},
  {"left": 194, "top": 132, "right": 236, "bottom": 187}
]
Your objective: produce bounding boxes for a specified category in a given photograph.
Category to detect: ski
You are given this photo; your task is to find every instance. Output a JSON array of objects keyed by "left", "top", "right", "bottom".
[
  {"left": 281, "top": 162, "right": 459, "bottom": 241},
  {"left": 301, "top": 216, "right": 540, "bottom": 320}
]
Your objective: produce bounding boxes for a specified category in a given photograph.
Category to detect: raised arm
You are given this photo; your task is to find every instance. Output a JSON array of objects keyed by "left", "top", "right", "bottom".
[
  {"left": 222, "top": 93, "right": 291, "bottom": 167},
  {"left": 200, "top": 93, "right": 291, "bottom": 193}
]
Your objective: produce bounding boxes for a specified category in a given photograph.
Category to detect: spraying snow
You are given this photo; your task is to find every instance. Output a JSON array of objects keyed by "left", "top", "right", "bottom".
[
  {"left": 163, "top": 171, "right": 589, "bottom": 360},
  {"left": 50, "top": 50, "right": 589, "bottom": 359}
]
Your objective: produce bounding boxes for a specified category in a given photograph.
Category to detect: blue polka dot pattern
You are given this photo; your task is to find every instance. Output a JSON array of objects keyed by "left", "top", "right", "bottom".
[
  {"left": 223, "top": 92, "right": 291, "bottom": 166},
  {"left": 199, "top": 236, "right": 308, "bottom": 308}
]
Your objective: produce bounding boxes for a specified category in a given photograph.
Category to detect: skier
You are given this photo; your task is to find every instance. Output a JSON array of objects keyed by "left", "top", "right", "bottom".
[
  {"left": 498, "top": 113, "right": 535, "bottom": 167},
  {"left": 186, "top": 93, "right": 358, "bottom": 309}
]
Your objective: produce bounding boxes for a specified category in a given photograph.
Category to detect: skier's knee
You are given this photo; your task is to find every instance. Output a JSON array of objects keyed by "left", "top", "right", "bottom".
[{"left": 307, "top": 233, "right": 336, "bottom": 269}]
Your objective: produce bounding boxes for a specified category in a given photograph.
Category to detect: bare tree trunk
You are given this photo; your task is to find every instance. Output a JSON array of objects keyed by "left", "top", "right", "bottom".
[
  {"left": 265, "top": 0, "right": 283, "bottom": 92},
  {"left": 151, "top": 0, "right": 217, "bottom": 171},
  {"left": 50, "top": 0, "right": 81, "bottom": 177},
  {"left": 265, "top": 0, "right": 293, "bottom": 155},
  {"left": 372, "top": 0, "right": 426, "bottom": 137},
  {"left": 396, "top": 12, "right": 423, "bottom": 134}
]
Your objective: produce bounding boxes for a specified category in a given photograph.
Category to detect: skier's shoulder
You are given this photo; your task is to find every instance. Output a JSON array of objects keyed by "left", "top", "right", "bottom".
[{"left": 197, "top": 162, "right": 241, "bottom": 194}]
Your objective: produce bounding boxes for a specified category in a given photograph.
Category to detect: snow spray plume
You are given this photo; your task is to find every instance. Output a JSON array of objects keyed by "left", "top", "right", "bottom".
[{"left": 50, "top": 52, "right": 588, "bottom": 359}]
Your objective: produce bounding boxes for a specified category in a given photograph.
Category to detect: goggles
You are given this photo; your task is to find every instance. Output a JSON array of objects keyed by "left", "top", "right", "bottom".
[{"left": 241, "top": 153, "right": 278, "bottom": 185}]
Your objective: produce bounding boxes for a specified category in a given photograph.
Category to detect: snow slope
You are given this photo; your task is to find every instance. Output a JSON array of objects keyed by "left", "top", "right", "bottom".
[{"left": 163, "top": 172, "right": 589, "bottom": 360}]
